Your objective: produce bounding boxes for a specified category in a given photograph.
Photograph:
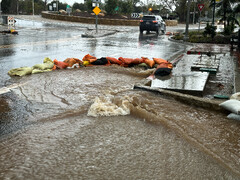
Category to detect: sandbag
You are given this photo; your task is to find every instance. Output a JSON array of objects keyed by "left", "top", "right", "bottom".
[
  {"left": 136, "top": 63, "right": 149, "bottom": 68},
  {"left": 153, "top": 57, "right": 168, "bottom": 65},
  {"left": 8, "top": 67, "right": 32, "bottom": 76},
  {"left": 53, "top": 59, "right": 68, "bottom": 69},
  {"left": 230, "top": 92, "right": 240, "bottom": 101},
  {"left": 106, "top": 57, "right": 122, "bottom": 65},
  {"left": 118, "top": 57, "right": 143, "bottom": 66},
  {"left": 32, "top": 62, "right": 54, "bottom": 70},
  {"left": 219, "top": 99, "right": 240, "bottom": 114},
  {"left": 227, "top": 113, "right": 240, "bottom": 121},
  {"left": 91, "top": 57, "right": 108, "bottom": 65},
  {"left": 32, "top": 69, "right": 52, "bottom": 74},
  {"left": 64, "top": 58, "right": 81, "bottom": 67},
  {"left": 83, "top": 61, "right": 90, "bottom": 66},
  {"left": 43, "top": 57, "right": 53, "bottom": 64},
  {"left": 82, "top": 54, "right": 97, "bottom": 63},
  {"left": 142, "top": 57, "right": 155, "bottom": 68},
  {"left": 154, "top": 67, "right": 172, "bottom": 76}
]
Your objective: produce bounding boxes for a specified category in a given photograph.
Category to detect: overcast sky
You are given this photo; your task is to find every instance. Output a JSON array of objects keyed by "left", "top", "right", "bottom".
[{"left": 59, "top": 0, "right": 85, "bottom": 5}]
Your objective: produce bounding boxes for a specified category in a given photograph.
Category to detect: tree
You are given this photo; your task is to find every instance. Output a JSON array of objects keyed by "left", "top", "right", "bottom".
[
  {"left": 1, "top": 0, "right": 12, "bottom": 13},
  {"left": 119, "top": 0, "right": 134, "bottom": 14},
  {"left": 105, "top": 0, "right": 118, "bottom": 15},
  {"left": 72, "top": 2, "right": 87, "bottom": 12}
]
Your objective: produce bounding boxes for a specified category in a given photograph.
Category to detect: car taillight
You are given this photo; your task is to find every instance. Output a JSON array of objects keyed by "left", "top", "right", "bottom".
[
  {"left": 152, "top": 21, "right": 157, "bottom": 23},
  {"left": 140, "top": 20, "right": 143, "bottom": 22}
]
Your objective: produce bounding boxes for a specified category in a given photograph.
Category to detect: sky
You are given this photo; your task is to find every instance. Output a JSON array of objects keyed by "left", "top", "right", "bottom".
[
  {"left": 59, "top": 0, "right": 150, "bottom": 6},
  {"left": 59, "top": 0, "right": 85, "bottom": 6}
]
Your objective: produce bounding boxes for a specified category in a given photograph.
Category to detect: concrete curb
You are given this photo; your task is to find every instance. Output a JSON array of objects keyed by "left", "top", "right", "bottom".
[
  {"left": 81, "top": 30, "right": 117, "bottom": 38},
  {"left": 133, "top": 82, "right": 226, "bottom": 113}
]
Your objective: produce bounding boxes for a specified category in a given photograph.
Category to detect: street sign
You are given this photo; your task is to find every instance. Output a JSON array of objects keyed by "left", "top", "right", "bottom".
[
  {"left": 131, "top": 13, "right": 140, "bottom": 18},
  {"left": 66, "top": 5, "right": 70, "bottom": 8},
  {"left": 93, "top": 6, "right": 101, "bottom": 15},
  {"left": 198, "top": 4, "right": 204, "bottom": 12},
  {"left": 8, "top": 16, "right": 15, "bottom": 26},
  {"left": 66, "top": 8, "right": 72, "bottom": 14}
]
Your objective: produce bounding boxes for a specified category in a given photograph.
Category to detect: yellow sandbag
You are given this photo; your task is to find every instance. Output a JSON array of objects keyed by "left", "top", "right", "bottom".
[
  {"left": 83, "top": 61, "right": 90, "bottom": 66},
  {"left": 32, "top": 69, "right": 52, "bottom": 74},
  {"left": 8, "top": 67, "right": 32, "bottom": 76},
  {"left": 32, "top": 62, "right": 54, "bottom": 70},
  {"left": 43, "top": 57, "right": 53, "bottom": 64}
]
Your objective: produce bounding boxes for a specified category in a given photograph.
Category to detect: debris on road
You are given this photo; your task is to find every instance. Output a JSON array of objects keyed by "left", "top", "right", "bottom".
[{"left": 0, "top": 29, "right": 18, "bottom": 35}]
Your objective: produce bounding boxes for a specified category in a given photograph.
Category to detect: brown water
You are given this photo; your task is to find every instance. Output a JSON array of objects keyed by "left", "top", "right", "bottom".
[{"left": 1, "top": 65, "right": 240, "bottom": 179}]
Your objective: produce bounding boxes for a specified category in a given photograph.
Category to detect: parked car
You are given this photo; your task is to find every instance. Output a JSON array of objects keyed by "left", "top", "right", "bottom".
[{"left": 139, "top": 15, "right": 166, "bottom": 35}]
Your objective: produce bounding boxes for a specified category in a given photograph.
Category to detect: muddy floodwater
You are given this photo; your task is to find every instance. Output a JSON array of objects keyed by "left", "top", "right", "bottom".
[
  {"left": 0, "top": 16, "right": 240, "bottom": 179},
  {"left": 0, "top": 66, "right": 240, "bottom": 179}
]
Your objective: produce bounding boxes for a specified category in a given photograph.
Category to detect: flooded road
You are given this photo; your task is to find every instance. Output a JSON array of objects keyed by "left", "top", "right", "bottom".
[{"left": 0, "top": 16, "right": 240, "bottom": 179}]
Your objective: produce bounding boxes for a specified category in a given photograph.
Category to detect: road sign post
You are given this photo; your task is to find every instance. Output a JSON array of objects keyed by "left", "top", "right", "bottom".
[
  {"left": 198, "top": 4, "right": 204, "bottom": 31},
  {"left": 92, "top": 3, "right": 101, "bottom": 33}
]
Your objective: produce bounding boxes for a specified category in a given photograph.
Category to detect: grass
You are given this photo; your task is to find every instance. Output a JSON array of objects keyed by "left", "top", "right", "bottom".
[{"left": 172, "top": 30, "right": 232, "bottom": 44}]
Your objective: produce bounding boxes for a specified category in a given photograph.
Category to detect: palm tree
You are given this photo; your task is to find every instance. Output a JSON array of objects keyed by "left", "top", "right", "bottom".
[{"left": 214, "top": 0, "right": 239, "bottom": 28}]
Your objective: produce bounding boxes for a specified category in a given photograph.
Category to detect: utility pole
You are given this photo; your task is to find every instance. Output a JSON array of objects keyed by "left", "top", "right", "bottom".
[
  {"left": 193, "top": 0, "right": 196, "bottom": 24},
  {"left": 32, "top": 0, "right": 35, "bottom": 15},
  {"left": 184, "top": 0, "right": 191, "bottom": 41},
  {"left": 212, "top": 0, "right": 215, "bottom": 25},
  {"left": 0, "top": 0, "right": 2, "bottom": 23},
  {"left": 17, "top": 0, "right": 19, "bottom": 15}
]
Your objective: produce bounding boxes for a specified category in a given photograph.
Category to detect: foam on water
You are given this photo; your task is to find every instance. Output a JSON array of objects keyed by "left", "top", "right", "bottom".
[{"left": 87, "top": 95, "right": 131, "bottom": 117}]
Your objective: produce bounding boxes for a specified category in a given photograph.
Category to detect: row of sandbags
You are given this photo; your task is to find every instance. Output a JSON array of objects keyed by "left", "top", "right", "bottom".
[{"left": 8, "top": 54, "right": 173, "bottom": 76}]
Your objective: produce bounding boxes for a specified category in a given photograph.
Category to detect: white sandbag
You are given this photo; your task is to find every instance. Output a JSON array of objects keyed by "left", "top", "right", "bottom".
[
  {"left": 219, "top": 99, "right": 240, "bottom": 114},
  {"left": 230, "top": 92, "right": 240, "bottom": 101},
  {"left": 227, "top": 113, "right": 240, "bottom": 121}
]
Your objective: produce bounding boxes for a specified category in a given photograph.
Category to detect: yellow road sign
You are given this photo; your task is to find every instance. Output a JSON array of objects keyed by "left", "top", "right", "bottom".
[{"left": 93, "top": 6, "right": 101, "bottom": 15}]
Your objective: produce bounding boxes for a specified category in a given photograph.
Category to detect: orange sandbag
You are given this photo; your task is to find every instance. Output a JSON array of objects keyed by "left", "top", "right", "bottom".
[
  {"left": 156, "top": 61, "right": 173, "bottom": 69},
  {"left": 63, "top": 58, "right": 81, "bottom": 67},
  {"left": 142, "top": 57, "right": 155, "bottom": 68},
  {"left": 153, "top": 58, "right": 168, "bottom": 65},
  {"left": 53, "top": 59, "right": 69, "bottom": 69},
  {"left": 52, "top": 65, "right": 57, "bottom": 70},
  {"left": 82, "top": 54, "right": 97, "bottom": 63},
  {"left": 118, "top": 57, "right": 143, "bottom": 65},
  {"left": 106, "top": 57, "right": 122, "bottom": 65}
]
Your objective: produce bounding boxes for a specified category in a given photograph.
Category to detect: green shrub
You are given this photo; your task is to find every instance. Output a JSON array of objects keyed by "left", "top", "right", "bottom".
[
  {"left": 173, "top": 34, "right": 183, "bottom": 40},
  {"left": 203, "top": 23, "right": 217, "bottom": 38}
]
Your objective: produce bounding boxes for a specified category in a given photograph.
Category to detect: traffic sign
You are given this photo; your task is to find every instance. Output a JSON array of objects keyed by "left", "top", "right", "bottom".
[
  {"left": 198, "top": 4, "right": 204, "bottom": 12},
  {"left": 131, "top": 13, "right": 140, "bottom": 18},
  {"left": 93, "top": 6, "right": 101, "bottom": 15},
  {"left": 8, "top": 16, "right": 15, "bottom": 26}
]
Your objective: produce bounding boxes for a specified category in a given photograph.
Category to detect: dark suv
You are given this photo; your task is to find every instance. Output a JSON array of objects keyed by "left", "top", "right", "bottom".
[{"left": 139, "top": 15, "right": 166, "bottom": 34}]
